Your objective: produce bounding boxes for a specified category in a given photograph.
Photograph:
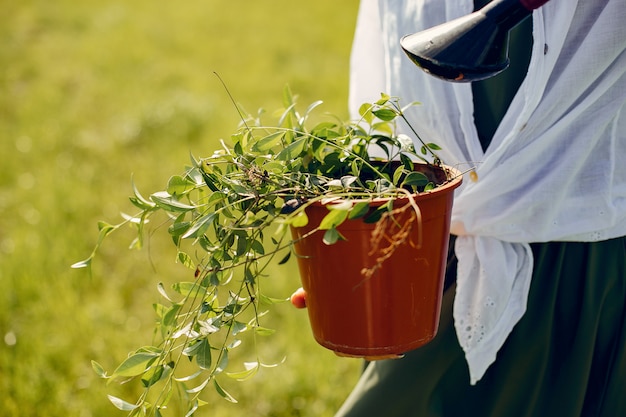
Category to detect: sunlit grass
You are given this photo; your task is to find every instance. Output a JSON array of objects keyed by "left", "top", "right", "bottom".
[{"left": 0, "top": 0, "right": 361, "bottom": 415}]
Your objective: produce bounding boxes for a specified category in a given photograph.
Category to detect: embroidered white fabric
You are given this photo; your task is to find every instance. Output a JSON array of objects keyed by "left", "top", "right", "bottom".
[{"left": 349, "top": 0, "right": 626, "bottom": 384}]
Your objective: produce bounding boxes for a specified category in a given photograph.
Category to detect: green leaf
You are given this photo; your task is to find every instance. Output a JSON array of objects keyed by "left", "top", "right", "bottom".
[
  {"left": 231, "top": 320, "right": 248, "bottom": 335},
  {"left": 263, "top": 161, "right": 286, "bottom": 174},
  {"left": 358, "top": 103, "right": 374, "bottom": 123},
  {"left": 215, "top": 349, "right": 229, "bottom": 374},
  {"left": 376, "top": 93, "right": 391, "bottom": 105},
  {"left": 302, "top": 100, "right": 324, "bottom": 122},
  {"left": 172, "top": 282, "right": 207, "bottom": 297},
  {"left": 112, "top": 351, "right": 161, "bottom": 378},
  {"left": 174, "top": 370, "right": 203, "bottom": 382},
  {"left": 227, "top": 181, "right": 251, "bottom": 196},
  {"left": 259, "top": 293, "right": 288, "bottom": 305},
  {"left": 400, "top": 153, "right": 414, "bottom": 172},
  {"left": 323, "top": 228, "right": 346, "bottom": 245},
  {"left": 276, "top": 137, "right": 306, "bottom": 160},
  {"left": 372, "top": 108, "right": 397, "bottom": 121},
  {"left": 184, "top": 400, "right": 205, "bottom": 417},
  {"left": 186, "top": 377, "right": 211, "bottom": 394},
  {"left": 88, "top": 222, "right": 117, "bottom": 250},
  {"left": 392, "top": 165, "right": 405, "bottom": 186},
  {"left": 327, "top": 200, "right": 353, "bottom": 211},
  {"left": 200, "top": 169, "right": 220, "bottom": 192},
  {"left": 183, "top": 339, "right": 204, "bottom": 357},
  {"left": 254, "top": 326, "right": 276, "bottom": 336},
  {"left": 120, "top": 212, "right": 143, "bottom": 224},
  {"left": 157, "top": 282, "right": 174, "bottom": 302},
  {"left": 108, "top": 395, "right": 139, "bottom": 411},
  {"left": 282, "top": 85, "right": 295, "bottom": 106},
  {"left": 364, "top": 205, "right": 387, "bottom": 223},
  {"left": 162, "top": 304, "right": 182, "bottom": 327},
  {"left": 137, "top": 345, "right": 163, "bottom": 354},
  {"left": 214, "top": 379, "right": 238, "bottom": 403},
  {"left": 181, "top": 212, "right": 215, "bottom": 239},
  {"left": 288, "top": 211, "right": 308, "bottom": 227},
  {"left": 277, "top": 250, "right": 291, "bottom": 265},
  {"left": 319, "top": 209, "right": 348, "bottom": 230},
  {"left": 243, "top": 267, "right": 257, "bottom": 285},
  {"left": 153, "top": 302, "right": 167, "bottom": 319},
  {"left": 196, "top": 339, "right": 212, "bottom": 370},
  {"left": 403, "top": 171, "right": 429, "bottom": 187},
  {"left": 167, "top": 175, "right": 195, "bottom": 196},
  {"left": 233, "top": 140, "right": 244, "bottom": 156},
  {"left": 223, "top": 298, "right": 244, "bottom": 315},
  {"left": 97, "top": 221, "right": 115, "bottom": 232},
  {"left": 199, "top": 318, "right": 220, "bottom": 334},
  {"left": 141, "top": 363, "right": 170, "bottom": 387},
  {"left": 226, "top": 361, "right": 259, "bottom": 381},
  {"left": 168, "top": 219, "right": 190, "bottom": 239},
  {"left": 401, "top": 100, "right": 422, "bottom": 112},
  {"left": 227, "top": 339, "right": 242, "bottom": 350},
  {"left": 130, "top": 178, "right": 156, "bottom": 210},
  {"left": 250, "top": 239, "right": 265, "bottom": 255},
  {"left": 151, "top": 191, "right": 196, "bottom": 212},
  {"left": 91, "top": 360, "right": 108, "bottom": 378},
  {"left": 252, "top": 131, "right": 285, "bottom": 152},
  {"left": 235, "top": 231, "right": 249, "bottom": 257},
  {"left": 70, "top": 259, "right": 91, "bottom": 269},
  {"left": 177, "top": 251, "right": 195, "bottom": 269},
  {"left": 348, "top": 202, "right": 370, "bottom": 220}
]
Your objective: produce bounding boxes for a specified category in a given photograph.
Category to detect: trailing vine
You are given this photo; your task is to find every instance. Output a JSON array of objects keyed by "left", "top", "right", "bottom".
[{"left": 73, "top": 88, "right": 451, "bottom": 416}]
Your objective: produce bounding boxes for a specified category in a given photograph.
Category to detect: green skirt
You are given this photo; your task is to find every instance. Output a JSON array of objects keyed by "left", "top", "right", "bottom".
[{"left": 335, "top": 237, "right": 626, "bottom": 417}]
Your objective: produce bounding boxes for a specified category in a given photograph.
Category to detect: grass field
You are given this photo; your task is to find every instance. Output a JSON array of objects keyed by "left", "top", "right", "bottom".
[{"left": 0, "top": 1, "right": 363, "bottom": 415}]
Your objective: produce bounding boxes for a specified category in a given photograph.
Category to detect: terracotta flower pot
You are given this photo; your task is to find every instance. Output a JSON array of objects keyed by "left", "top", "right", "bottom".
[{"left": 291, "top": 164, "right": 462, "bottom": 359}]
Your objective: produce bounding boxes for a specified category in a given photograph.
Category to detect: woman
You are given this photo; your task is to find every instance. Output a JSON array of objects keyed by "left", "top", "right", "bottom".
[{"left": 336, "top": 1, "right": 626, "bottom": 415}]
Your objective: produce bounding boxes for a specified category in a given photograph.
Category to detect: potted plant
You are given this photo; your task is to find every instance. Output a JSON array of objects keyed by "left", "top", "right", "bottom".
[{"left": 73, "top": 87, "right": 462, "bottom": 415}]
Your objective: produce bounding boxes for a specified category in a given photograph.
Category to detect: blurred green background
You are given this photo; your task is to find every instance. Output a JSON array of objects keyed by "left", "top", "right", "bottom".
[{"left": 0, "top": 1, "right": 363, "bottom": 415}]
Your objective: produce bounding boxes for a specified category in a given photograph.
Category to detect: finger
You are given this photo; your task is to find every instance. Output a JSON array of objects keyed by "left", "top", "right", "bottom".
[{"left": 290, "top": 287, "right": 307, "bottom": 309}]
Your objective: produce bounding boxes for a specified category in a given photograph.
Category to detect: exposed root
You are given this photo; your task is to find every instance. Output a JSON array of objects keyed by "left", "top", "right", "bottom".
[{"left": 360, "top": 195, "right": 422, "bottom": 282}]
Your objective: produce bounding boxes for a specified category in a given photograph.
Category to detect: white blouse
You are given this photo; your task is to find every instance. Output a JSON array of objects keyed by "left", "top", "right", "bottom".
[{"left": 350, "top": 0, "right": 626, "bottom": 384}]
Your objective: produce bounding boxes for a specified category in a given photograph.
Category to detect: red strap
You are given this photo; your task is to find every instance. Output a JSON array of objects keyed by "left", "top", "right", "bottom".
[{"left": 520, "top": 0, "right": 551, "bottom": 11}]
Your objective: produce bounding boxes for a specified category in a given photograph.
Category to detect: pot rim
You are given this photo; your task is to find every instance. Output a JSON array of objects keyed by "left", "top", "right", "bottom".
[{"left": 311, "top": 163, "right": 463, "bottom": 207}]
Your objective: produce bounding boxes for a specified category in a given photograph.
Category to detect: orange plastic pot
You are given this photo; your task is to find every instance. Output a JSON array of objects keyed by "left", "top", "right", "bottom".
[{"left": 291, "top": 164, "right": 462, "bottom": 359}]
